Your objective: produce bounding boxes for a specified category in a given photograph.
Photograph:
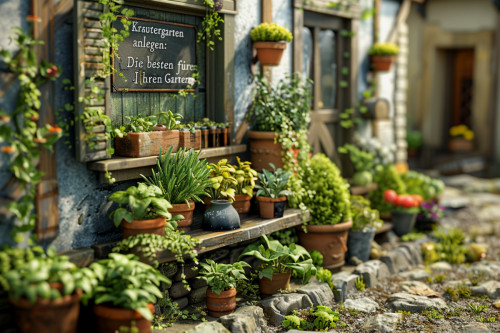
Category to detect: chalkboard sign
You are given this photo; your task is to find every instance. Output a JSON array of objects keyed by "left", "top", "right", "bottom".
[{"left": 112, "top": 16, "right": 197, "bottom": 92}]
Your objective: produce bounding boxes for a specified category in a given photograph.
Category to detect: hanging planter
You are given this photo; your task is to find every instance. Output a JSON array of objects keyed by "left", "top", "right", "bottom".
[
  {"left": 251, "top": 23, "right": 293, "bottom": 67},
  {"left": 368, "top": 43, "right": 399, "bottom": 72},
  {"left": 370, "top": 55, "right": 396, "bottom": 71}
]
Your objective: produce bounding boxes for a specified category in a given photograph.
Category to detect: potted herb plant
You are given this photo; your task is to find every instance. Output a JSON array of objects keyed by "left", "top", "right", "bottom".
[
  {"left": 90, "top": 253, "right": 169, "bottom": 333},
  {"left": 197, "top": 259, "right": 250, "bottom": 317},
  {"left": 114, "top": 114, "right": 180, "bottom": 157},
  {"left": 298, "top": 154, "right": 353, "bottom": 269},
  {"left": 346, "top": 196, "right": 383, "bottom": 262},
  {"left": 142, "top": 147, "right": 212, "bottom": 230},
  {"left": 238, "top": 235, "right": 316, "bottom": 296},
  {"left": 383, "top": 189, "right": 420, "bottom": 236},
  {"left": 338, "top": 143, "right": 374, "bottom": 187},
  {"left": 108, "top": 183, "right": 177, "bottom": 238},
  {"left": 233, "top": 157, "right": 258, "bottom": 214},
  {"left": 246, "top": 74, "right": 312, "bottom": 172},
  {"left": 368, "top": 42, "right": 399, "bottom": 71},
  {"left": 1, "top": 247, "right": 96, "bottom": 333},
  {"left": 250, "top": 22, "right": 293, "bottom": 66},
  {"left": 255, "top": 163, "right": 293, "bottom": 219}
]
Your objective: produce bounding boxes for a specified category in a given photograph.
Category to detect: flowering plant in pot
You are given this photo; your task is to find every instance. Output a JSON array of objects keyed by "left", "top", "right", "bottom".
[
  {"left": 298, "top": 154, "right": 352, "bottom": 269},
  {"left": 108, "top": 183, "right": 180, "bottom": 238},
  {"left": 368, "top": 42, "right": 399, "bottom": 71},
  {"left": 1, "top": 246, "right": 97, "bottom": 333},
  {"left": 401, "top": 170, "right": 445, "bottom": 202},
  {"left": 233, "top": 157, "right": 258, "bottom": 214},
  {"left": 368, "top": 164, "right": 406, "bottom": 216},
  {"left": 416, "top": 201, "right": 444, "bottom": 231},
  {"left": 255, "top": 163, "right": 293, "bottom": 219},
  {"left": 89, "top": 253, "right": 169, "bottom": 333},
  {"left": 238, "top": 235, "right": 316, "bottom": 296},
  {"left": 197, "top": 259, "right": 250, "bottom": 317},
  {"left": 250, "top": 22, "right": 293, "bottom": 66},
  {"left": 448, "top": 124, "right": 474, "bottom": 152},
  {"left": 142, "top": 147, "right": 212, "bottom": 230},
  {"left": 346, "top": 196, "right": 383, "bottom": 262},
  {"left": 383, "top": 189, "right": 421, "bottom": 236}
]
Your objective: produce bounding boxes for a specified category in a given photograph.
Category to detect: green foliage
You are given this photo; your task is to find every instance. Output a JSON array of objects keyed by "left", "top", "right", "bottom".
[
  {"left": 255, "top": 163, "right": 293, "bottom": 199},
  {"left": 368, "top": 164, "right": 406, "bottom": 214},
  {"left": 206, "top": 159, "right": 238, "bottom": 201},
  {"left": 353, "top": 133, "right": 396, "bottom": 168},
  {"left": 0, "top": 23, "right": 63, "bottom": 242},
  {"left": 401, "top": 231, "right": 426, "bottom": 242},
  {"left": 108, "top": 183, "right": 174, "bottom": 227},
  {"left": 112, "top": 230, "right": 200, "bottom": 268},
  {"left": 90, "top": 253, "right": 169, "bottom": 321},
  {"left": 468, "top": 269, "right": 488, "bottom": 286},
  {"left": 310, "top": 250, "right": 323, "bottom": 268},
  {"left": 1, "top": 247, "right": 97, "bottom": 305},
  {"left": 152, "top": 297, "right": 206, "bottom": 329},
  {"left": 239, "top": 235, "right": 316, "bottom": 284},
  {"left": 234, "top": 157, "right": 258, "bottom": 196},
  {"left": 198, "top": 259, "right": 250, "bottom": 295},
  {"left": 445, "top": 283, "right": 471, "bottom": 301},
  {"left": 155, "top": 110, "right": 183, "bottom": 129},
  {"left": 250, "top": 23, "right": 293, "bottom": 42},
  {"left": 406, "top": 129, "right": 422, "bottom": 150},
  {"left": 198, "top": 0, "right": 224, "bottom": 51},
  {"left": 338, "top": 144, "right": 374, "bottom": 172},
  {"left": 431, "top": 227, "right": 467, "bottom": 264},
  {"left": 468, "top": 303, "right": 488, "bottom": 314},
  {"left": 269, "top": 228, "right": 299, "bottom": 247},
  {"left": 401, "top": 171, "right": 445, "bottom": 201},
  {"left": 234, "top": 270, "right": 261, "bottom": 301},
  {"left": 301, "top": 154, "right": 351, "bottom": 225},
  {"left": 355, "top": 276, "right": 365, "bottom": 291},
  {"left": 350, "top": 195, "right": 383, "bottom": 231},
  {"left": 422, "top": 308, "right": 444, "bottom": 320},
  {"left": 368, "top": 43, "right": 399, "bottom": 56},
  {"left": 315, "top": 267, "right": 335, "bottom": 292},
  {"left": 282, "top": 306, "right": 340, "bottom": 331},
  {"left": 142, "top": 147, "right": 212, "bottom": 205}
]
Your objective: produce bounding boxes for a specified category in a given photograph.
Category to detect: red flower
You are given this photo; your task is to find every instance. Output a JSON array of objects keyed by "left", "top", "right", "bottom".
[
  {"left": 26, "top": 15, "right": 42, "bottom": 23},
  {"left": 34, "top": 137, "right": 47, "bottom": 144},
  {"left": 0, "top": 115, "right": 10, "bottom": 122},
  {"left": 45, "top": 65, "right": 59, "bottom": 78},
  {"left": 48, "top": 124, "right": 62, "bottom": 133},
  {"left": 1, "top": 146, "right": 15, "bottom": 153}
]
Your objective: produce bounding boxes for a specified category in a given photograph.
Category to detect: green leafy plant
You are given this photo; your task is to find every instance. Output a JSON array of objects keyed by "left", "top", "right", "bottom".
[
  {"left": 353, "top": 133, "right": 396, "bottom": 168},
  {"left": 142, "top": 147, "right": 212, "bottom": 205},
  {"left": 401, "top": 171, "right": 445, "bottom": 202},
  {"left": 350, "top": 195, "right": 383, "bottom": 231},
  {"left": 239, "top": 235, "right": 316, "bottom": 284},
  {"left": 255, "top": 163, "right": 293, "bottom": 199},
  {"left": 468, "top": 303, "right": 488, "bottom": 315},
  {"left": 468, "top": 269, "right": 488, "bottom": 286},
  {"left": 90, "top": 253, "right": 169, "bottom": 321},
  {"left": 430, "top": 227, "right": 467, "bottom": 264},
  {"left": 355, "top": 276, "right": 365, "bottom": 291},
  {"left": 197, "top": 259, "right": 250, "bottom": 295},
  {"left": 282, "top": 306, "right": 340, "bottom": 331},
  {"left": 206, "top": 159, "right": 238, "bottom": 201},
  {"left": 234, "top": 157, "right": 258, "bottom": 197},
  {"left": 250, "top": 22, "right": 293, "bottom": 42},
  {"left": 152, "top": 297, "right": 206, "bottom": 329},
  {"left": 0, "top": 21, "right": 63, "bottom": 242},
  {"left": 108, "top": 183, "right": 175, "bottom": 227},
  {"left": 368, "top": 164, "right": 406, "bottom": 214},
  {"left": 338, "top": 144, "right": 374, "bottom": 186},
  {"left": 301, "top": 154, "right": 352, "bottom": 225},
  {"left": 368, "top": 43, "right": 399, "bottom": 56},
  {"left": 154, "top": 110, "right": 183, "bottom": 130},
  {"left": 406, "top": 129, "right": 422, "bottom": 150},
  {"left": 113, "top": 115, "right": 156, "bottom": 138},
  {"left": 445, "top": 282, "right": 471, "bottom": 301},
  {"left": 198, "top": 0, "right": 224, "bottom": 51},
  {"left": 269, "top": 228, "right": 299, "bottom": 247},
  {"left": 1, "top": 246, "right": 97, "bottom": 305},
  {"left": 315, "top": 267, "right": 335, "bottom": 292}
]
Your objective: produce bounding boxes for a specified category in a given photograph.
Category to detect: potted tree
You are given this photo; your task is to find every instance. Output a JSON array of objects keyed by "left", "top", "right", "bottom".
[
  {"left": 368, "top": 42, "right": 399, "bottom": 71},
  {"left": 233, "top": 157, "right": 258, "bottom": 214},
  {"left": 1, "top": 247, "right": 96, "bottom": 333},
  {"left": 142, "top": 147, "right": 212, "bottom": 230},
  {"left": 90, "top": 253, "right": 169, "bottom": 333},
  {"left": 255, "top": 163, "right": 293, "bottom": 219},
  {"left": 250, "top": 22, "right": 293, "bottom": 66},
  {"left": 197, "top": 259, "right": 250, "bottom": 317},
  {"left": 108, "top": 183, "right": 178, "bottom": 238},
  {"left": 346, "top": 196, "right": 383, "bottom": 262},
  {"left": 238, "top": 235, "right": 316, "bottom": 296},
  {"left": 298, "top": 154, "right": 353, "bottom": 269}
]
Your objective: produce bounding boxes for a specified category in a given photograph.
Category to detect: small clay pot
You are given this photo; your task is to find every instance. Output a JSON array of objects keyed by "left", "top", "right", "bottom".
[
  {"left": 259, "top": 271, "right": 291, "bottom": 296},
  {"left": 169, "top": 202, "right": 195, "bottom": 230},
  {"left": 232, "top": 194, "right": 252, "bottom": 214},
  {"left": 257, "top": 196, "right": 286, "bottom": 219},
  {"left": 121, "top": 217, "right": 166, "bottom": 238},
  {"left": 206, "top": 287, "right": 236, "bottom": 317},
  {"left": 94, "top": 303, "right": 154, "bottom": 333}
]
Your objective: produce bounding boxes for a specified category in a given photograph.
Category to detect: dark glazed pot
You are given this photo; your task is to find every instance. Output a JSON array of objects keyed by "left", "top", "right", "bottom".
[
  {"left": 391, "top": 212, "right": 417, "bottom": 236},
  {"left": 346, "top": 227, "right": 375, "bottom": 262},
  {"left": 203, "top": 200, "right": 241, "bottom": 230}
]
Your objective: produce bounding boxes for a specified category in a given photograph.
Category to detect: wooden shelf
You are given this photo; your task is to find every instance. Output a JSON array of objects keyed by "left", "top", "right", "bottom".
[
  {"left": 87, "top": 144, "right": 247, "bottom": 183},
  {"left": 91, "top": 208, "right": 309, "bottom": 264}
]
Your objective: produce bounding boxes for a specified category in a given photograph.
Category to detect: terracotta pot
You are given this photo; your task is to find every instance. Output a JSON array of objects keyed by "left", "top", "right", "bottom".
[
  {"left": 179, "top": 130, "right": 202, "bottom": 150},
  {"left": 247, "top": 131, "right": 283, "bottom": 172},
  {"left": 232, "top": 194, "right": 252, "bottom": 214},
  {"left": 11, "top": 289, "right": 82, "bottom": 333},
  {"left": 114, "top": 130, "right": 179, "bottom": 157},
  {"left": 254, "top": 41, "right": 287, "bottom": 66},
  {"left": 93, "top": 303, "right": 154, "bottom": 333},
  {"left": 448, "top": 138, "right": 473, "bottom": 153},
  {"left": 370, "top": 55, "right": 395, "bottom": 71},
  {"left": 169, "top": 201, "right": 195, "bottom": 230},
  {"left": 121, "top": 217, "right": 166, "bottom": 239},
  {"left": 297, "top": 220, "right": 353, "bottom": 269},
  {"left": 259, "top": 271, "right": 291, "bottom": 296},
  {"left": 257, "top": 196, "right": 286, "bottom": 219},
  {"left": 205, "top": 287, "right": 237, "bottom": 317}
]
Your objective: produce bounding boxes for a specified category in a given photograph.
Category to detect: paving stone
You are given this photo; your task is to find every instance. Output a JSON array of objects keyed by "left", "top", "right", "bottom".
[
  {"left": 477, "top": 205, "right": 500, "bottom": 222},
  {"left": 468, "top": 261, "right": 500, "bottom": 279},
  {"left": 353, "top": 260, "right": 390, "bottom": 288},
  {"left": 386, "top": 292, "right": 448, "bottom": 312},
  {"left": 362, "top": 313, "right": 403, "bottom": 333},
  {"left": 331, "top": 271, "right": 359, "bottom": 302},
  {"left": 493, "top": 299, "right": 500, "bottom": 308},
  {"left": 186, "top": 321, "right": 230, "bottom": 333},
  {"left": 468, "top": 223, "right": 495, "bottom": 237},
  {"left": 344, "top": 297, "right": 379, "bottom": 313},
  {"left": 399, "top": 281, "right": 439, "bottom": 297},
  {"left": 159, "top": 262, "right": 178, "bottom": 278},
  {"left": 400, "top": 243, "right": 423, "bottom": 266},
  {"left": 172, "top": 296, "right": 188, "bottom": 309},
  {"left": 260, "top": 293, "right": 313, "bottom": 326},
  {"left": 430, "top": 261, "right": 453, "bottom": 273},
  {"left": 297, "top": 281, "right": 335, "bottom": 308},
  {"left": 174, "top": 262, "right": 199, "bottom": 281},
  {"left": 471, "top": 280, "right": 500, "bottom": 299},
  {"left": 460, "top": 322, "right": 491, "bottom": 333},
  {"left": 188, "top": 286, "right": 207, "bottom": 304},
  {"left": 399, "top": 269, "right": 431, "bottom": 281},
  {"left": 219, "top": 305, "right": 269, "bottom": 333},
  {"left": 393, "top": 247, "right": 415, "bottom": 266},
  {"left": 170, "top": 281, "right": 190, "bottom": 298},
  {"left": 380, "top": 251, "right": 410, "bottom": 274}
]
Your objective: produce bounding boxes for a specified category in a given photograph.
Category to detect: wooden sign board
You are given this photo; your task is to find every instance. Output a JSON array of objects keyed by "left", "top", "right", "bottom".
[{"left": 112, "top": 16, "right": 197, "bottom": 91}]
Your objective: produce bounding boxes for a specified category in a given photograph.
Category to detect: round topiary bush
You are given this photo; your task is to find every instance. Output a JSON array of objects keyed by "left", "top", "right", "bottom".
[{"left": 302, "top": 154, "right": 351, "bottom": 225}]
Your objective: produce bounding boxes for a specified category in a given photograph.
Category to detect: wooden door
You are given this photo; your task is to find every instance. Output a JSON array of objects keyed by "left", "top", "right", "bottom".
[{"left": 451, "top": 49, "right": 474, "bottom": 127}]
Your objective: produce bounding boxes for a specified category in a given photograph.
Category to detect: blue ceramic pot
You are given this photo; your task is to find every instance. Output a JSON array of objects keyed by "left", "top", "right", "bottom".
[{"left": 203, "top": 200, "right": 241, "bottom": 231}]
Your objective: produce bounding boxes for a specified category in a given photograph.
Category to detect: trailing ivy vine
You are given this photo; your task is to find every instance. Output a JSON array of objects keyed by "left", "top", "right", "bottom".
[{"left": 198, "top": 0, "right": 224, "bottom": 51}]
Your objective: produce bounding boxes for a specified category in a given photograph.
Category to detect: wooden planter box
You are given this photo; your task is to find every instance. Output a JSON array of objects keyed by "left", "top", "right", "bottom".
[
  {"left": 179, "top": 130, "right": 201, "bottom": 150},
  {"left": 114, "top": 130, "right": 179, "bottom": 157}
]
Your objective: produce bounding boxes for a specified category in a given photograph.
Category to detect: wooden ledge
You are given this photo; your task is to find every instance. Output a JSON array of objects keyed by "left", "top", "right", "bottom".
[{"left": 87, "top": 144, "right": 247, "bottom": 183}]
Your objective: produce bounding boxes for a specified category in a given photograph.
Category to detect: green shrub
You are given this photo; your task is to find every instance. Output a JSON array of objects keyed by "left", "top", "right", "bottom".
[
  {"left": 401, "top": 171, "right": 445, "bottom": 201},
  {"left": 250, "top": 22, "right": 293, "bottom": 42},
  {"left": 368, "top": 164, "right": 406, "bottom": 214}
]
